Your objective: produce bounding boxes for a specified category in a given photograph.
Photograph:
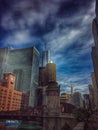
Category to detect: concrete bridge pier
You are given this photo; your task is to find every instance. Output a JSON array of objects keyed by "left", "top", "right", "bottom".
[{"left": 43, "top": 116, "right": 61, "bottom": 130}]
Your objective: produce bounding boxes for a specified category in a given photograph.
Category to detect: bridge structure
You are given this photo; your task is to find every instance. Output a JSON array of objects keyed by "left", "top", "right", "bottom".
[
  {"left": 0, "top": 106, "right": 77, "bottom": 130},
  {"left": 0, "top": 106, "right": 43, "bottom": 125}
]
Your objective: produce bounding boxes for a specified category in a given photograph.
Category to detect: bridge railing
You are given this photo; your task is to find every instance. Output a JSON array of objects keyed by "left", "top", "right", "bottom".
[{"left": 0, "top": 106, "right": 44, "bottom": 117}]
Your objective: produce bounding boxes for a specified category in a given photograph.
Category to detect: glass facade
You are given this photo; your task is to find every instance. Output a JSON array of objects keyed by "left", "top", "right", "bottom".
[{"left": 0, "top": 47, "right": 39, "bottom": 107}]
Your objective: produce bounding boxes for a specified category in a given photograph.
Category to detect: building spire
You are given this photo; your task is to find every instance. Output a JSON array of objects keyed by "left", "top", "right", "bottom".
[{"left": 71, "top": 86, "right": 74, "bottom": 95}]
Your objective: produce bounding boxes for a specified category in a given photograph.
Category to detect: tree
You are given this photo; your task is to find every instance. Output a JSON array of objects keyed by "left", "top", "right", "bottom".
[
  {"left": 73, "top": 108, "right": 92, "bottom": 122},
  {"left": 61, "top": 123, "right": 72, "bottom": 130}
]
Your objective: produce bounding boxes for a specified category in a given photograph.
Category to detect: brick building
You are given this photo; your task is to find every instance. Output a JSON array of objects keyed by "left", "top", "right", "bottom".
[{"left": 0, "top": 73, "right": 29, "bottom": 111}]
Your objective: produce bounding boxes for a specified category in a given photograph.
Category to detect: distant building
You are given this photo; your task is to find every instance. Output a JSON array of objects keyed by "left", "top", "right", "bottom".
[
  {"left": 60, "top": 93, "right": 71, "bottom": 103},
  {"left": 71, "top": 92, "right": 83, "bottom": 108},
  {"left": 42, "top": 50, "right": 50, "bottom": 67},
  {"left": 0, "top": 73, "right": 29, "bottom": 111},
  {"left": 60, "top": 102, "right": 76, "bottom": 113},
  {"left": 89, "top": 85, "right": 94, "bottom": 108},
  {"left": 21, "top": 93, "right": 29, "bottom": 110},
  {"left": 83, "top": 94, "right": 91, "bottom": 109},
  {"left": 71, "top": 86, "right": 74, "bottom": 95},
  {"left": 89, "top": 84, "right": 95, "bottom": 110},
  {"left": 0, "top": 47, "right": 40, "bottom": 106}
]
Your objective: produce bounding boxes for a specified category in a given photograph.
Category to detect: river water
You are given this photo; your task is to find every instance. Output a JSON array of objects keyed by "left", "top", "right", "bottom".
[{"left": 1, "top": 121, "right": 42, "bottom": 130}]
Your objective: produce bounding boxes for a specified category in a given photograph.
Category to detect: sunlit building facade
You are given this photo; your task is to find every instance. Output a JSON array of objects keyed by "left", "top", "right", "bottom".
[
  {"left": 60, "top": 93, "right": 71, "bottom": 103},
  {"left": 46, "top": 62, "right": 56, "bottom": 82},
  {"left": 0, "top": 73, "right": 29, "bottom": 111},
  {"left": 0, "top": 73, "right": 17, "bottom": 111}
]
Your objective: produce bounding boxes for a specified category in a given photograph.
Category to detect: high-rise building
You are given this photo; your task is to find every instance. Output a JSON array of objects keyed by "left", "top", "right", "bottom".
[
  {"left": 0, "top": 48, "right": 9, "bottom": 79},
  {"left": 91, "top": 72, "right": 98, "bottom": 110},
  {"left": 91, "top": 47, "right": 98, "bottom": 88},
  {"left": 91, "top": 1, "right": 98, "bottom": 111},
  {"left": 89, "top": 84, "right": 95, "bottom": 110},
  {"left": 91, "top": 2, "right": 98, "bottom": 90},
  {"left": 71, "top": 86, "right": 74, "bottom": 95},
  {"left": 36, "top": 87, "right": 43, "bottom": 106},
  {"left": 46, "top": 62, "right": 56, "bottom": 82},
  {"left": 0, "top": 47, "right": 40, "bottom": 107},
  {"left": 39, "top": 67, "right": 48, "bottom": 86},
  {"left": 42, "top": 50, "right": 50, "bottom": 67},
  {"left": 83, "top": 94, "right": 91, "bottom": 109},
  {"left": 8, "top": 47, "right": 39, "bottom": 107},
  {"left": 91, "top": 18, "right": 98, "bottom": 91},
  {"left": 71, "top": 92, "right": 83, "bottom": 108}
]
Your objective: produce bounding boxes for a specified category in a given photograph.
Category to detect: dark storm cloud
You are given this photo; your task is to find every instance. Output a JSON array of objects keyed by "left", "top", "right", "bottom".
[
  {"left": 0, "top": 0, "right": 59, "bottom": 31},
  {"left": 57, "top": 0, "right": 92, "bottom": 18},
  {"left": 95, "top": 0, "right": 98, "bottom": 22}
]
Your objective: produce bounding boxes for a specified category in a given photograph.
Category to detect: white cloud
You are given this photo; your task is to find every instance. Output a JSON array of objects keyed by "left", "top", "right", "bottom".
[
  {"left": 4, "top": 30, "right": 32, "bottom": 45},
  {"left": 44, "top": 29, "right": 83, "bottom": 54}
]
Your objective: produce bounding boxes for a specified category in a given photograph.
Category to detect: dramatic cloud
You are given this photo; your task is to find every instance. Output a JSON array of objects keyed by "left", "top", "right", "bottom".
[{"left": 0, "top": 0, "right": 95, "bottom": 94}]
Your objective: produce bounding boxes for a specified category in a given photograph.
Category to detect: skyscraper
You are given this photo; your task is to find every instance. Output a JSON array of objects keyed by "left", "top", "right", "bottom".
[
  {"left": 46, "top": 62, "right": 56, "bottom": 82},
  {"left": 89, "top": 84, "right": 95, "bottom": 109},
  {"left": 0, "top": 47, "right": 40, "bottom": 107},
  {"left": 0, "top": 48, "right": 9, "bottom": 79},
  {"left": 91, "top": 16, "right": 98, "bottom": 93},
  {"left": 42, "top": 50, "right": 50, "bottom": 67},
  {"left": 39, "top": 67, "right": 48, "bottom": 86},
  {"left": 92, "top": 19, "right": 98, "bottom": 46},
  {"left": 71, "top": 86, "right": 74, "bottom": 95},
  {"left": 91, "top": 2, "right": 98, "bottom": 111}
]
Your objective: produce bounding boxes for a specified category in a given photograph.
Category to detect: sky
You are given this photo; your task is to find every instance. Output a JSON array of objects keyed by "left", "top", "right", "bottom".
[{"left": 0, "top": 0, "right": 96, "bottom": 94}]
